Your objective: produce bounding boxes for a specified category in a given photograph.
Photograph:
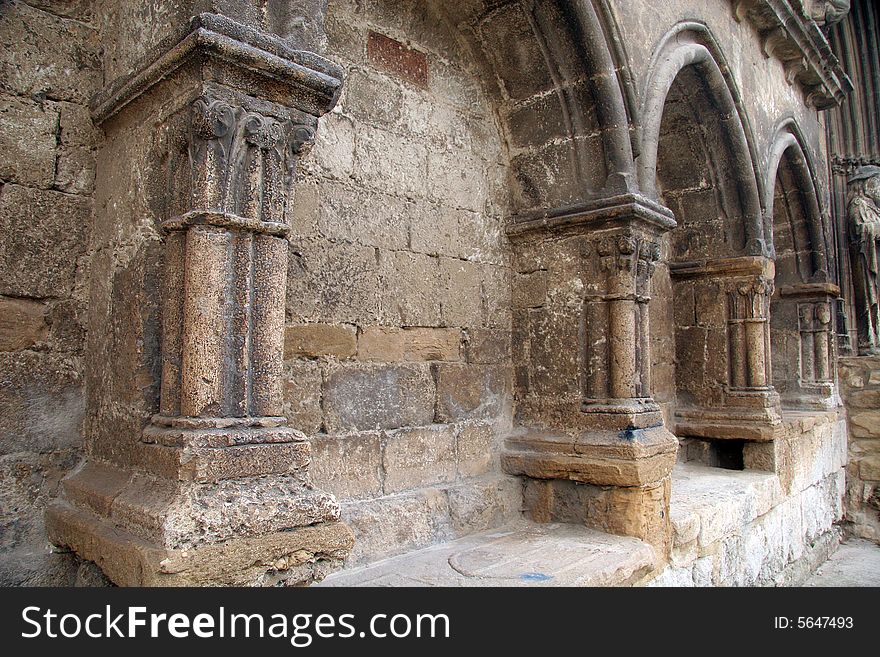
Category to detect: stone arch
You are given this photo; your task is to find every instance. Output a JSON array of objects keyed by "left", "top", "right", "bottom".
[
  {"left": 638, "top": 21, "right": 765, "bottom": 255},
  {"left": 765, "top": 119, "right": 838, "bottom": 409},
  {"left": 643, "top": 24, "right": 781, "bottom": 445},
  {"left": 764, "top": 119, "right": 830, "bottom": 278},
  {"left": 428, "top": 0, "right": 638, "bottom": 214}
]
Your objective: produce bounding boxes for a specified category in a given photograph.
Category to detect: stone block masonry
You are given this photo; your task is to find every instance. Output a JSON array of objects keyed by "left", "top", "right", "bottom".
[
  {"left": 0, "top": 0, "right": 99, "bottom": 586},
  {"left": 0, "top": 0, "right": 868, "bottom": 587},
  {"left": 839, "top": 356, "right": 880, "bottom": 543},
  {"left": 645, "top": 412, "right": 847, "bottom": 586}
]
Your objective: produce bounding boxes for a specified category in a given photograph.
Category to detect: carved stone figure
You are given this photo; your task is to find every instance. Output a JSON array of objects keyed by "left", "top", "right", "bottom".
[
  {"left": 848, "top": 165, "right": 880, "bottom": 354},
  {"left": 809, "top": 0, "right": 851, "bottom": 27}
]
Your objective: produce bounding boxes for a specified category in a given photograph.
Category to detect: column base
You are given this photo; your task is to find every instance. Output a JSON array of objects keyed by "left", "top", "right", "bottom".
[
  {"left": 46, "top": 459, "right": 353, "bottom": 586},
  {"left": 502, "top": 423, "right": 678, "bottom": 487},
  {"left": 674, "top": 390, "right": 784, "bottom": 442},
  {"left": 779, "top": 382, "right": 838, "bottom": 411},
  {"left": 503, "top": 423, "right": 676, "bottom": 557},
  {"left": 521, "top": 476, "right": 672, "bottom": 557}
]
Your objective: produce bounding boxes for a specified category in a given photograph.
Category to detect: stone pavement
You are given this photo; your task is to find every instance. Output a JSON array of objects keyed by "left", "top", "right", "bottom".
[
  {"left": 805, "top": 539, "right": 880, "bottom": 586},
  {"left": 318, "top": 522, "right": 656, "bottom": 587}
]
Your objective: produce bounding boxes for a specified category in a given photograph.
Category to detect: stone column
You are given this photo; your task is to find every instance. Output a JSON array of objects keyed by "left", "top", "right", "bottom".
[
  {"left": 671, "top": 257, "right": 783, "bottom": 441},
  {"left": 728, "top": 278, "right": 773, "bottom": 390},
  {"left": 588, "top": 234, "right": 661, "bottom": 406},
  {"left": 772, "top": 282, "right": 840, "bottom": 409},
  {"left": 503, "top": 195, "right": 679, "bottom": 555},
  {"left": 45, "top": 13, "right": 353, "bottom": 586},
  {"left": 142, "top": 95, "right": 317, "bottom": 469}
]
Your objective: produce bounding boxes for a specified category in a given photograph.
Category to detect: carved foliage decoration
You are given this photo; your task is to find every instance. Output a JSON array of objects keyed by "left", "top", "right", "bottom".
[
  {"left": 728, "top": 278, "right": 773, "bottom": 321},
  {"left": 592, "top": 234, "right": 662, "bottom": 298},
  {"left": 186, "top": 96, "right": 315, "bottom": 224}
]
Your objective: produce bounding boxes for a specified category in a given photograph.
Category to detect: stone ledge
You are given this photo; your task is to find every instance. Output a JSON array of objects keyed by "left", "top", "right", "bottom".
[
  {"left": 643, "top": 460, "right": 845, "bottom": 586},
  {"left": 91, "top": 12, "right": 344, "bottom": 124},
  {"left": 339, "top": 474, "right": 523, "bottom": 568},
  {"left": 506, "top": 193, "right": 676, "bottom": 240},
  {"left": 59, "top": 460, "right": 342, "bottom": 550},
  {"left": 675, "top": 405, "right": 783, "bottom": 441},
  {"left": 502, "top": 425, "right": 678, "bottom": 487},
  {"left": 46, "top": 500, "right": 353, "bottom": 586}
]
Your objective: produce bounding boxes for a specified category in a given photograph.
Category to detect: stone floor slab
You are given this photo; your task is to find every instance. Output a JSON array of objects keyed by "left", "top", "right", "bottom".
[
  {"left": 805, "top": 539, "right": 880, "bottom": 587},
  {"left": 318, "top": 521, "right": 656, "bottom": 587}
]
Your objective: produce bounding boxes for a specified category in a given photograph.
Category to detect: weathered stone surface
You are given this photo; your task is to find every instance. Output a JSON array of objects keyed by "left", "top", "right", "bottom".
[
  {"left": 282, "top": 361, "right": 324, "bottom": 434},
  {"left": 427, "top": 147, "right": 489, "bottom": 213},
  {"left": 23, "top": 1, "right": 95, "bottom": 22},
  {"left": 0, "top": 352, "right": 83, "bottom": 455},
  {"left": 55, "top": 101, "right": 97, "bottom": 195},
  {"left": 323, "top": 363, "right": 435, "bottom": 431},
  {"left": 313, "top": 179, "right": 408, "bottom": 250},
  {"left": 840, "top": 356, "right": 880, "bottom": 541},
  {"left": 439, "top": 257, "right": 482, "bottom": 328},
  {"left": 0, "top": 3, "right": 101, "bottom": 104},
  {"left": 513, "top": 270, "right": 549, "bottom": 309},
  {"left": 847, "top": 389, "right": 880, "bottom": 409},
  {"left": 284, "top": 324, "right": 357, "bottom": 359},
  {"left": 358, "top": 326, "right": 461, "bottom": 362},
  {"left": 287, "top": 239, "right": 379, "bottom": 324},
  {"left": 850, "top": 411, "right": 880, "bottom": 439},
  {"left": 860, "top": 456, "right": 880, "bottom": 481},
  {"left": 434, "top": 363, "right": 511, "bottom": 422},
  {"left": 0, "top": 94, "right": 58, "bottom": 189},
  {"left": 0, "top": 185, "right": 90, "bottom": 298},
  {"left": 456, "top": 423, "right": 496, "bottom": 477},
  {"left": 378, "top": 250, "right": 441, "bottom": 326},
  {"left": 310, "top": 433, "right": 383, "bottom": 500},
  {"left": 321, "top": 521, "right": 655, "bottom": 587},
  {"left": 383, "top": 425, "right": 456, "bottom": 494},
  {"left": 464, "top": 328, "right": 511, "bottom": 364},
  {"left": 353, "top": 124, "right": 427, "bottom": 198},
  {"left": 311, "top": 111, "right": 356, "bottom": 181},
  {"left": 409, "top": 202, "right": 462, "bottom": 259},
  {"left": 445, "top": 475, "right": 522, "bottom": 535},
  {"left": 0, "top": 449, "right": 79, "bottom": 585},
  {"left": 0, "top": 297, "right": 49, "bottom": 351},
  {"left": 523, "top": 475, "right": 672, "bottom": 553},
  {"left": 342, "top": 489, "right": 453, "bottom": 567},
  {"left": 47, "top": 500, "right": 353, "bottom": 586}
]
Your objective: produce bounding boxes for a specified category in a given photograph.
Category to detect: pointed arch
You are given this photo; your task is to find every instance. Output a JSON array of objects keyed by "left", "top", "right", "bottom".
[
  {"left": 432, "top": 0, "right": 639, "bottom": 213},
  {"left": 637, "top": 22, "right": 765, "bottom": 255},
  {"left": 764, "top": 118, "right": 830, "bottom": 280}
]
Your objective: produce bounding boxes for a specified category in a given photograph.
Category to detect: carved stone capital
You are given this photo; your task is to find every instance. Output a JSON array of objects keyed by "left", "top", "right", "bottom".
[{"left": 176, "top": 94, "right": 316, "bottom": 227}]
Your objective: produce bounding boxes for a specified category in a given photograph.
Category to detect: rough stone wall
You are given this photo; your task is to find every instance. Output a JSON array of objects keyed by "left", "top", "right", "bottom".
[
  {"left": 838, "top": 356, "right": 880, "bottom": 542},
  {"left": 0, "top": 0, "right": 100, "bottom": 584},
  {"left": 286, "top": 0, "right": 517, "bottom": 565}
]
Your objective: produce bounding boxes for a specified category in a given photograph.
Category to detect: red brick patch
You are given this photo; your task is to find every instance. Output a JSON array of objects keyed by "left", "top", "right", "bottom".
[{"left": 367, "top": 31, "right": 429, "bottom": 89}]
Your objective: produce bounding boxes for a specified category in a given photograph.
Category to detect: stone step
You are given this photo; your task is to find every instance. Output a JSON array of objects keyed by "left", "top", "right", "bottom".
[
  {"left": 340, "top": 473, "right": 523, "bottom": 568},
  {"left": 650, "top": 461, "right": 844, "bottom": 586},
  {"left": 317, "top": 521, "right": 657, "bottom": 587}
]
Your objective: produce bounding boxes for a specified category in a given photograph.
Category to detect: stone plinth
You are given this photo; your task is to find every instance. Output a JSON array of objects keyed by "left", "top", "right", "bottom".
[
  {"left": 45, "top": 12, "right": 353, "bottom": 586},
  {"left": 670, "top": 256, "right": 783, "bottom": 441},
  {"left": 504, "top": 195, "right": 679, "bottom": 555}
]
